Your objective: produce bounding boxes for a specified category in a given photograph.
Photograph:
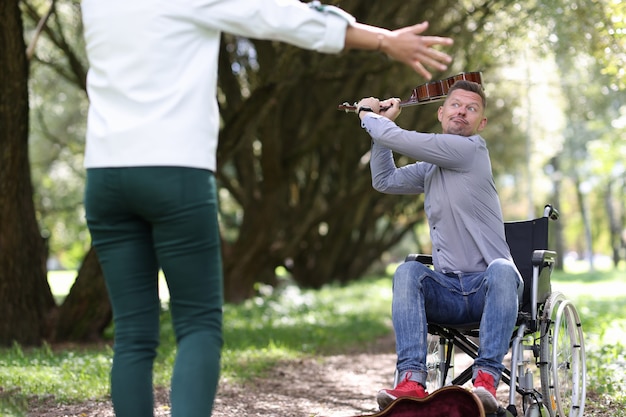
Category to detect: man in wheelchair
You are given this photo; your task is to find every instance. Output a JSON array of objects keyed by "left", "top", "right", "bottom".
[{"left": 355, "top": 80, "right": 521, "bottom": 414}]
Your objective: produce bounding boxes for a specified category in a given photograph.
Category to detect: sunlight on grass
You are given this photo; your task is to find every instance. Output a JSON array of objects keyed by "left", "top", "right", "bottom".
[
  {"left": 48, "top": 270, "right": 171, "bottom": 303},
  {"left": 0, "top": 342, "right": 111, "bottom": 404},
  {"left": 552, "top": 268, "right": 626, "bottom": 400},
  {"left": 217, "top": 278, "right": 393, "bottom": 381},
  {"left": 4, "top": 268, "right": 621, "bottom": 410},
  {"left": 552, "top": 268, "right": 626, "bottom": 344}
]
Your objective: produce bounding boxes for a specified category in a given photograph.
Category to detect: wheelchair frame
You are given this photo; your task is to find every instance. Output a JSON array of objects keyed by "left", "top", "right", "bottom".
[{"left": 398, "top": 205, "right": 586, "bottom": 417}]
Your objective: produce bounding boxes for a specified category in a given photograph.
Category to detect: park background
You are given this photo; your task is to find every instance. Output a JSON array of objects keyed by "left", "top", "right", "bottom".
[{"left": 0, "top": 0, "right": 625, "bottom": 415}]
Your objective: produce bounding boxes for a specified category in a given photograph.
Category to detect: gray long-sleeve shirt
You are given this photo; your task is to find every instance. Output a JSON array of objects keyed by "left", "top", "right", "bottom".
[{"left": 361, "top": 114, "right": 512, "bottom": 274}]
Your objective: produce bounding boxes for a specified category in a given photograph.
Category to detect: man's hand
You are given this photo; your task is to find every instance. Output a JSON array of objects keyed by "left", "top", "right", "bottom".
[
  {"left": 356, "top": 97, "right": 401, "bottom": 122},
  {"left": 356, "top": 97, "right": 380, "bottom": 120},
  {"left": 379, "top": 98, "right": 402, "bottom": 121}
]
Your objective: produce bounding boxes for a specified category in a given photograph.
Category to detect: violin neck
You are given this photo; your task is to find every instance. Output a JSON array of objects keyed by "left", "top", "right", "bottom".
[
  {"left": 398, "top": 96, "right": 445, "bottom": 108},
  {"left": 337, "top": 96, "right": 444, "bottom": 113},
  {"left": 337, "top": 71, "right": 482, "bottom": 113}
]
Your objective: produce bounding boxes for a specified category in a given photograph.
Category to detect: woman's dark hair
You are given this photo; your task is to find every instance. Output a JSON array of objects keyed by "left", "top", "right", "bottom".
[{"left": 447, "top": 80, "right": 486, "bottom": 109}]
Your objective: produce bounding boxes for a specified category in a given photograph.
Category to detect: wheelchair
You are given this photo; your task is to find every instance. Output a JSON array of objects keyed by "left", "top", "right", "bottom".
[{"left": 394, "top": 205, "right": 586, "bottom": 417}]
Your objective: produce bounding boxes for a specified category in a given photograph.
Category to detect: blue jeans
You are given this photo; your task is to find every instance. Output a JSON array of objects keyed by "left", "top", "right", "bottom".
[{"left": 392, "top": 258, "right": 522, "bottom": 386}]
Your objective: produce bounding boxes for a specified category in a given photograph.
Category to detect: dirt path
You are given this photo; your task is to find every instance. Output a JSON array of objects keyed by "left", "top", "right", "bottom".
[
  {"left": 25, "top": 335, "right": 613, "bottom": 416},
  {"left": 25, "top": 351, "right": 396, "bottom": 417},
  {"left": 213, "top": 349, "right": 400, "bottom": 417},
  {"left": 27, "top": 336, "right": 398, "bottom": 417}
]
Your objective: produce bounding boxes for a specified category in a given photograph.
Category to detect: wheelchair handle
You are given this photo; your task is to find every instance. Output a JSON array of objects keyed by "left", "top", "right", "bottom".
[{"left": 543, "top": 204, "right": 559, "bottom": 221}]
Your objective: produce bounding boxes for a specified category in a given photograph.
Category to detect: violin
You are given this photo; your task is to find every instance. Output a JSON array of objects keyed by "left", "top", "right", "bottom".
[{"left": 337, "top": 71, "right": 483, "bottom": 113}]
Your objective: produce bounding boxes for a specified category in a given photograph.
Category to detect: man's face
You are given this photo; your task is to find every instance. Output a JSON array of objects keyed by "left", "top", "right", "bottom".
[{"left": 437, "top": 89, "right": 487, "bottom": 136}]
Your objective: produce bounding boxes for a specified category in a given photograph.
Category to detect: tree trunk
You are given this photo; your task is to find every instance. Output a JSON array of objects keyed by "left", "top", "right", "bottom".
[
  {"left": 52, "top": 247, "right": 111, "bottom": 342},
  {"left": 13, "top": 0, "right": 529, "bottom": 311},
  {"left": 548, "top": 156, "right": 565, "bottom": 270},
  {"left": 214, "top": 1, "right": 514, "bottom": 302},
  {"left": 606, "top": 178, "right": 623, "bottom": 268},
  {"left": 574, "top": 174, "right": 594, "bottom": 271},
  {"left": 0, "top": 0, "right": 56, "bottom": 346}
]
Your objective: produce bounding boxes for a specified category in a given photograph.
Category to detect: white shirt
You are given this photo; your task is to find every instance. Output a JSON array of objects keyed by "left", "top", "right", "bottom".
[{"left": 82, "top": 0, "right": 353, "bottom": 170}]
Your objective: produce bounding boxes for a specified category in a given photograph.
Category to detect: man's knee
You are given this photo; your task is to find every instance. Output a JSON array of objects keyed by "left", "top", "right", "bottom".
[
  {"left": 485, "top": 258, "right": 522, "bottom": 293},
  {"left": 393, "top": 261, "right": 430, "bottom": 290}
]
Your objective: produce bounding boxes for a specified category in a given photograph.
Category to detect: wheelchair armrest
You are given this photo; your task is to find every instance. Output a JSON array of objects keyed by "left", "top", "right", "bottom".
[
  {"left": 532, "top": 250, "right": 557, "bottom": 267},
  {"left": 405, "top": 254, "right": 433, "bottom": 265}
]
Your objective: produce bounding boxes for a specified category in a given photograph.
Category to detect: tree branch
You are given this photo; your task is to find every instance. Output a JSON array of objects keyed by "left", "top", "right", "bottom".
[{"left": 25, "top": 0, "right": 56, "bottom": 61}]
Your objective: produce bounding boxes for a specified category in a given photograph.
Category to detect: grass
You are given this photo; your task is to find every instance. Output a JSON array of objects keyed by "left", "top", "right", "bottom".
[
  {"left": 1, "top": 267, "right": 625, "bottom": 415},
  {"left": 0, "top": 275, "right": 393, "bottom": 415},
  {"left": 550, "top": 267, "right": 626, "bottom": 401},
  {"left": 552, "top": 268, "right": 626, "bottom": 344}
]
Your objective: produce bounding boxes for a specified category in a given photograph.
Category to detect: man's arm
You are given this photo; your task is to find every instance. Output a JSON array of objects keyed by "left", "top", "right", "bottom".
[
  {"left": 360, "top": 114, "right": 478, "bottom": 171},
  {"left": 370, "top": 142, "right": 426, "bottom": 195}
]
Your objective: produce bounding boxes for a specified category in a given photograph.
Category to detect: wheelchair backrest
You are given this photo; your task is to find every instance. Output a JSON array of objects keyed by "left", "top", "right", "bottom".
[{"left": 504, "top": 216, "right": 552, "bottom": 314}]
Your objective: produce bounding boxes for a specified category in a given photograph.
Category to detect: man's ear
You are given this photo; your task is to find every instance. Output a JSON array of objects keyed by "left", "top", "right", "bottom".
[
  {"left": 477, "top": 116, "right": 488, "bottom": 132},
  {"left": 437, "top": 106, "right": 444, "bottom": 122}
]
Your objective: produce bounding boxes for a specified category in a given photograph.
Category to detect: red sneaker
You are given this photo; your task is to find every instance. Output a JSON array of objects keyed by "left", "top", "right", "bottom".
[
  {"left": 376, "top": 372, "right": 428, "bottom": 410},
  {"left": 472, "top": 370, "right": 499, "bottom": 413}
]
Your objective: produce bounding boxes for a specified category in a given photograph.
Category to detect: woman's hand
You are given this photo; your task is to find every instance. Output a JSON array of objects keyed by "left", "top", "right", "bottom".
[
  {"left": 345, "top": 21, "right": 453, "bottom": 80},
  {"left": 381, "top": 22, "right": 453, "bottom": 80}
]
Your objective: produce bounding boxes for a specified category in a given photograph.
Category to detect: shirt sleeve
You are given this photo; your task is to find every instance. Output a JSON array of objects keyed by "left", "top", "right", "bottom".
[
  {"left": 370, "top": 141, "right": 427, "bottom": 194},
  {"left": 189, "top": 0, "right": 354, "bottom": 53},
  {"left": 361, "top": 114, "right": 479, "bottom": 171}
]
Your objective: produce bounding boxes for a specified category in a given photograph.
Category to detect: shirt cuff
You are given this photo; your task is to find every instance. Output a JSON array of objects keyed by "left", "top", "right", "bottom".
[
  {"left": 307, "top": 1, "right": 356, "bottom": 25},
  {"left": 307, "top": 1, "right": 355, "bottom": 53},
  {"left": 360, "top": 113, "right": 383, "bottom": 129}
]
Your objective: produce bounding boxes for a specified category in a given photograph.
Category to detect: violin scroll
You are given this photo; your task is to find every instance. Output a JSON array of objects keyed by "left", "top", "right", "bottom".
[{"left": 338, "top": 102, "right": 359, "bottom": 113}]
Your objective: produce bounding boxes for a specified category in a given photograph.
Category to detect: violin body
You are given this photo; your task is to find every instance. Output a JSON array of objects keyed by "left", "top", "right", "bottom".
[
  {"left": 338, "top": 71, "right": 483, "bottom": 113},
  {"left": 317, "top": 385, "right": 486, "bottom": 417}
]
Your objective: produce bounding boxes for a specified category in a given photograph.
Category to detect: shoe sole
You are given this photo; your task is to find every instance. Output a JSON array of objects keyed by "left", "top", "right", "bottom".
[
  {"left": 376, "top": 390, "right": 429, "bottom": 410},
  {"left": 473, "top": 387, "right": 499, "bottom": 414},
  {"left": 376, "top": 391, "right": 395, "bottom": 410}
]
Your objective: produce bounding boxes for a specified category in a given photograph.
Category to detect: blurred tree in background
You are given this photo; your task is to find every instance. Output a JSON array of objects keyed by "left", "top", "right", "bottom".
[{"left": 0, "top": 0, "right": 623, "bottom": 344}]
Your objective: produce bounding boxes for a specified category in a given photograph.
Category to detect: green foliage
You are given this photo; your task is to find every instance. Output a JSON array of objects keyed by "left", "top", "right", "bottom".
[
  {"left": 20, "top": 0, "right": 626, "bottom": 293},
  {"left": 0, "top": 341, "right": 111, "bottom": 406},
  {"left": 552, "top": 269, "right": 626, "bottom": 400},
  {"left": 22, "top": 0, "right": 90, "bottom": 271},
  {"left": 4, "top": 271, "right": 626, "bottom": 411},
  {"left": 1, "top": 276, "right": 393, "bottom": 408},
  {"left": 219, "top": 278, "right": 393, "bottom": 379},
  {"left": 586, "top": 343, "right": 626, "bottom": 400},
  {"left": 0, "top": 390, "right": 28, "bottom": 417}
]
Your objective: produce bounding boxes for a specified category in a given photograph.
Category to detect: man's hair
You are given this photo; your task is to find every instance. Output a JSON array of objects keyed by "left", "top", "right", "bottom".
[{"left": 446, "top": 80, "right": 486, "bottom": 109}]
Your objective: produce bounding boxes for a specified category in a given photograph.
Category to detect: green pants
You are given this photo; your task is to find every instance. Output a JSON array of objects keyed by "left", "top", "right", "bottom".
[{"left": 85, "top": 167, "right": 223, "bottom": 417}]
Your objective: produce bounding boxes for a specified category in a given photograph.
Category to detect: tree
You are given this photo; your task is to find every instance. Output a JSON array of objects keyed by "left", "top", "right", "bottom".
[
  {"left": 4, "top": 0, "right": 623, "bottom": 345},
  {"left": 215, "top": 1, "right": 529, "bottom": 301},
  {"left": 0, "top": 0, "right": 56, "bottom": 346},
  {"left": 535, "top": 0, "right": 626, "bottom": 268},
  {"left": 22, "top": 0, "right": 111, "bottom": 344},
  {"left": 52, "top": 247, "right": 110, "bottom": 342},
  {"left": 0, "top": 0, "right": 107, "bottom": 346},
  {"left": 26, "top": 0, "right": 528, "bottom": 304}
]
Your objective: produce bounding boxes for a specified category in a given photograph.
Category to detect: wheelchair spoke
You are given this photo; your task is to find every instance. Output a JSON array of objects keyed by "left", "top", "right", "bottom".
[
  {"left": 539, "top": 293, "right": 586, "bottom": 417},
  {"left": 426, "top": 335, "right": 451, "bottom": 391}
]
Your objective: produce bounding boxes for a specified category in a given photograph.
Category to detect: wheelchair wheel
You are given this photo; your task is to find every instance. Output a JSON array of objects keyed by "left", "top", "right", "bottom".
[
  {"left": 539, "top": 292, "right": 586, "bottom": 417},
  {"left": 425, "top": 335, "right": 450, "bottom": 391},
  {"left": 393, "top": 337, "right": 450, "bottom": 391}
]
